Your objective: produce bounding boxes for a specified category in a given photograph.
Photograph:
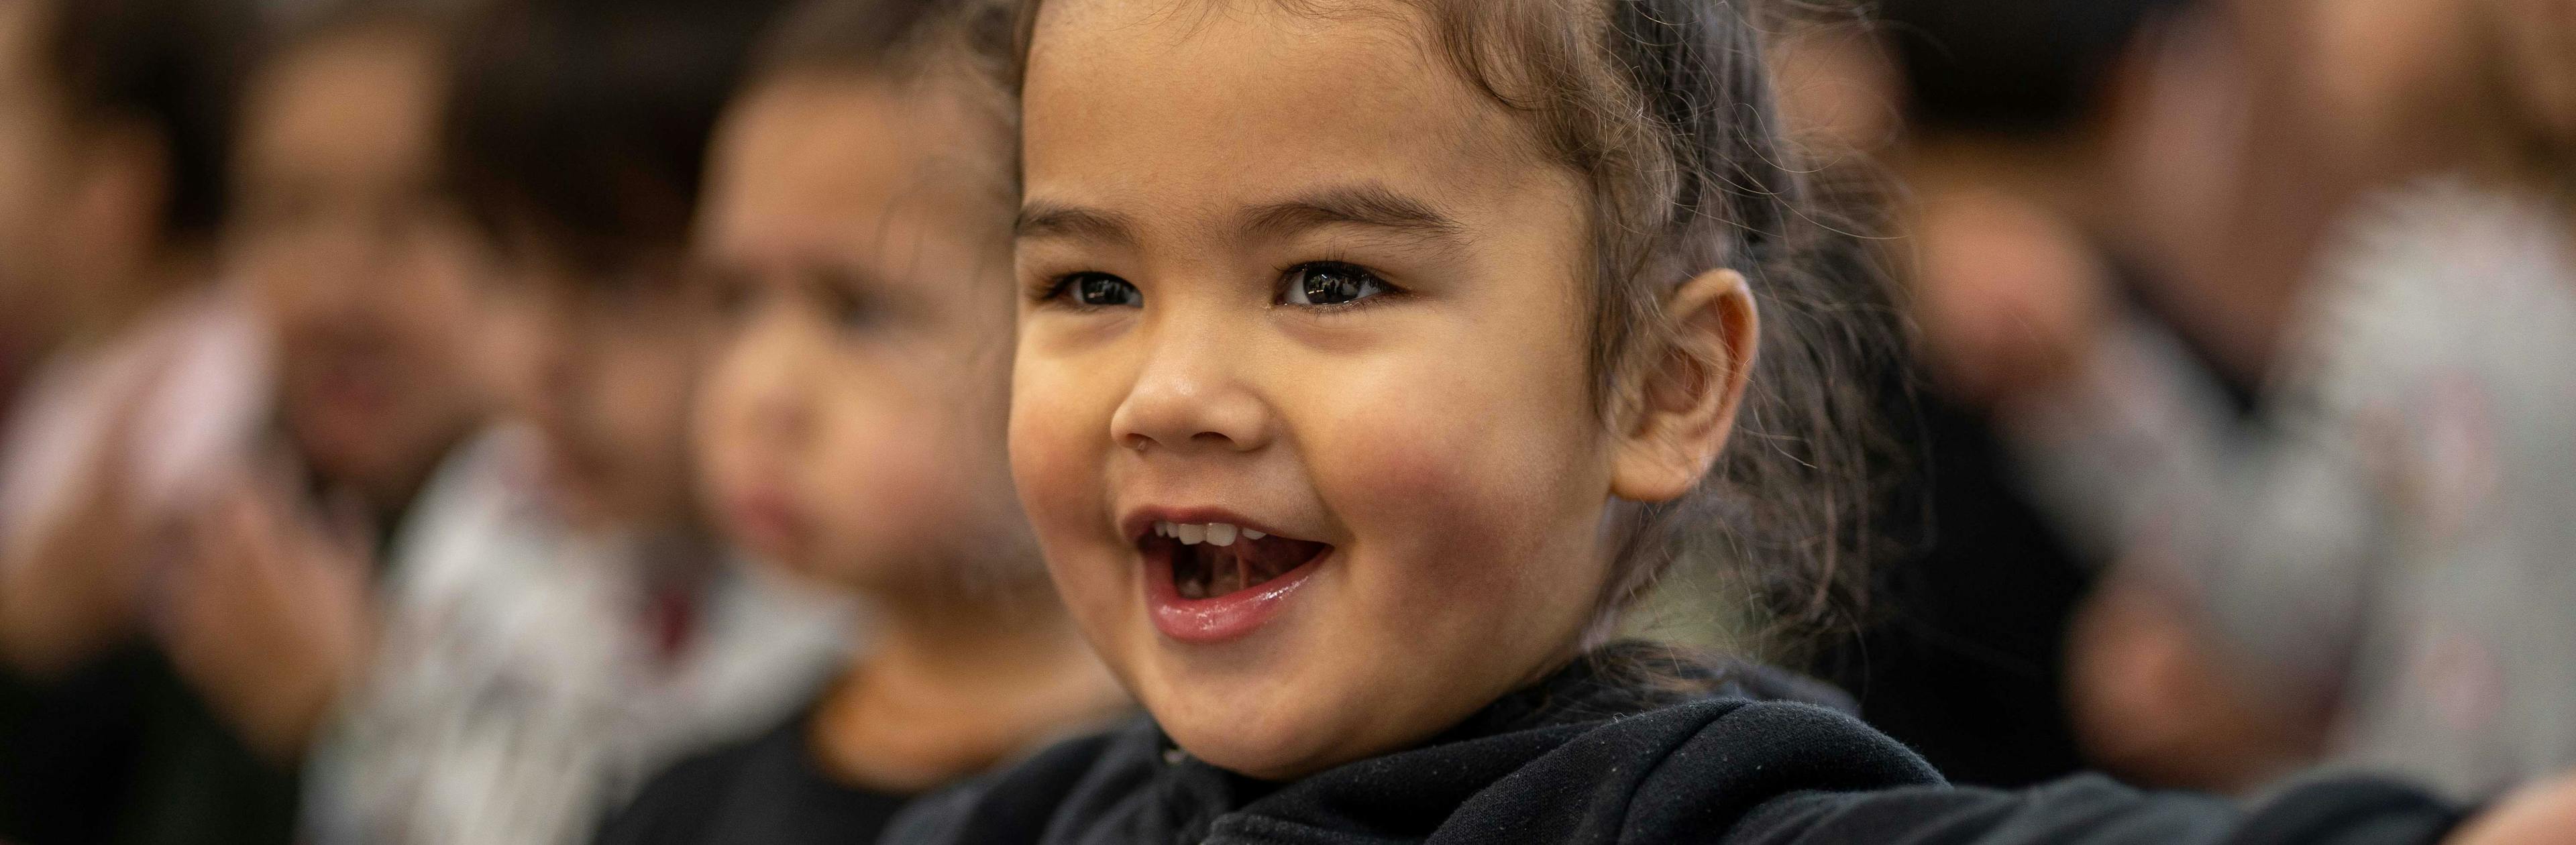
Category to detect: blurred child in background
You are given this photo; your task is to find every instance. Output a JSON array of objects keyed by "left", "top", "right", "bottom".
[
  {"left": 594, "top": 2, "right": 1126, "bottom": 840},
  {"left": 161, "top": 0, "right": 488, "bottom": 769},
  {"left": 290, "top": 1, "right": 849, "bottom": 842}
]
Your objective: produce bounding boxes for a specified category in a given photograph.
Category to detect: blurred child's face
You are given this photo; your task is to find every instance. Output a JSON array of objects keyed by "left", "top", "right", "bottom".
[
  {"left": 1015, "top": 0, "right": 1629, "bottom": 780},
  {"left": 694, "top": 75, "right": 1029, "bottom": 591},
  {"left": 232, "top": 25, "right": 484, "bottom": 509},
  {"left": 476, "top": 241, "right": 712, "bottom": 531}
]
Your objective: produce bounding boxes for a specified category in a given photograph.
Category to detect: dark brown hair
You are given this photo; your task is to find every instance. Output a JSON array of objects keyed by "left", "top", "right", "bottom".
[
  {"left": 442, "top": 0, "right": 793, "bottom": 278},
  {"left": 32, "top": 0, "right": 251, "bottom": 243},
  {"left": 1006, "top": 0, "right": 1900, "bottom": 655}
]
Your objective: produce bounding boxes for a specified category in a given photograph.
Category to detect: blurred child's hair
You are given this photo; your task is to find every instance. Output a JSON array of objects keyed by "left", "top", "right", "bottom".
[
  {"left": 751, "top": 0, "right": 1020, "bottom": 227},
  {"left": 443, "top": 0, "right": 793, "bottom": 279},
  {"left": 1003, "top": 0, "right": 1901, "bottom": 657},
  {"left": 34, "top": 0, "right": 251, "bottom": 245}
]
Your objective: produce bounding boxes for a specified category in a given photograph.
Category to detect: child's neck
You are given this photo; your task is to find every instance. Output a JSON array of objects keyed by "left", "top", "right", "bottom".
[{"left": 810, "top": 578, "right": 1122, "bottom": 793}]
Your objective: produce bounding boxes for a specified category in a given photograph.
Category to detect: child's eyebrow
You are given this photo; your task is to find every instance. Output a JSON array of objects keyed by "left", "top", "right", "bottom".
[
  {"left": 1240, "top": 183, "right": 1469, "bottom": 246},
  {"left": 1016, "top": 202, "right": 1138, "bottom": 245}
]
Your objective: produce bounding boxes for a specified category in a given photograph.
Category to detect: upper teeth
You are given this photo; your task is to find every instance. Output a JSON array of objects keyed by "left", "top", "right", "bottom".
[{"left": 1155, "top": 521, "right": 1265, "bottom": 546}]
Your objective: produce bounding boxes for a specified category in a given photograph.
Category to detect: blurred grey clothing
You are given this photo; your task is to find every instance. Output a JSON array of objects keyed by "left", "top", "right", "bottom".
[
  {"left": 2009, "top": 178, "right": 2576, "bottom": 801},
  {"left": 301, "top": 427, "right": 851, "bottom": 845}
]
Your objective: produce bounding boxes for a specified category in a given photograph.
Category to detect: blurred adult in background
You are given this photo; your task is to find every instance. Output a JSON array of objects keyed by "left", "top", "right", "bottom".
[{"left": 288, "top": 1, "right": 847, "bottom": 842}]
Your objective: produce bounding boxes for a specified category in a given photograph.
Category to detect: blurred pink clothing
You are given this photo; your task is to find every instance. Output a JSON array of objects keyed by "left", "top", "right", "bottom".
[{"left": 0, "top": 286, "right": 272, "bottom": 568}]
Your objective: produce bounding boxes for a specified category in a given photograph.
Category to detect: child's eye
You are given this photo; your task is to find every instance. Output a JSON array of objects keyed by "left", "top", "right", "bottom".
[
  {"left": 822, "top": 284, "right": 871, "bottom": 329},
  {"left": 1279, "top": 262, "right": 1393, "bottom": 307},
  {"left": 1050, "top": 272, "right": 1142, "bottom": 308},
  {"left": 814, "top": 268, "right": 875, "bottom": 329},
  {"left": 706, "top": 270, "right": 755, "bottom": 319}
]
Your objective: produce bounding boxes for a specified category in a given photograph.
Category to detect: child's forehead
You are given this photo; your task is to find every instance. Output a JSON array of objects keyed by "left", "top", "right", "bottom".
[
  {"left": 720, "top": 73, "right": 1006, "bottom": 226},
  {"left": 240, "top": 34, "right": 445, "bottom": 181},
  {"left": 1022, "top": 0, "right": 1560, "bottom": 223},
  {"left": 702, "top": 74, "right": 1011, "bottom": 281}
]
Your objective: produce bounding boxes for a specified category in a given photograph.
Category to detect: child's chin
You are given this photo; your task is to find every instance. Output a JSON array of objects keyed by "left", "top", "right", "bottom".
[
  {"left": 1141, "top": 665, "right": 1373, "bottom": 781},
  {"left": 1159, "top": 708, "right": 1341, "bottom": 781}
]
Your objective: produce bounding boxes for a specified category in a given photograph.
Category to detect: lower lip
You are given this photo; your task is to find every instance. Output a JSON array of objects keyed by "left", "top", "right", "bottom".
[{"left": 1144, "top": 547, "right": 1325, "bottom": 643}]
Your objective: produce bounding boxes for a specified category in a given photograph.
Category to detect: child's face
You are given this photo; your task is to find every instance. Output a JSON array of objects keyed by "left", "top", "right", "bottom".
[
  {"left": 232, "top": 26, "right": 484, "bottom": 508},
  {"left": 1015, "top": 0, "right": 1628, "bottom": 779},
  {"left": 475, "top": 242, "right": 712, "bottom": 532},
  {"left": 694, "top": 75, "right": 1028, "bottom": 591}
]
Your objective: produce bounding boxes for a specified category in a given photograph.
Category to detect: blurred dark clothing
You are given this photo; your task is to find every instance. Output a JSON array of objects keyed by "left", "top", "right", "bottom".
[
  {"left": 0, "top": 422, "right": 411, "bottom": 845},
  {"left": 0, "top": 645, "right": 298, "bottom": 845},
  {"left": 1813, "top": 393, "right": 2094, "bottom": 787},
  {"left": 594, "top": 711, "right": 910, "bottom": 845}
]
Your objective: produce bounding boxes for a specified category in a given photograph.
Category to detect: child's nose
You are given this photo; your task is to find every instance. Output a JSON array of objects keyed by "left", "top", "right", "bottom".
[{"left": 1108, "top": 318, "right": 1273, "bottom": 455}]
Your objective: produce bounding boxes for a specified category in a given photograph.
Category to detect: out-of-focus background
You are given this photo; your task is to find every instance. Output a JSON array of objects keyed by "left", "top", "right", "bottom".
[{"left": 0, "top": 0, "right": 2570, "bottom": 842}]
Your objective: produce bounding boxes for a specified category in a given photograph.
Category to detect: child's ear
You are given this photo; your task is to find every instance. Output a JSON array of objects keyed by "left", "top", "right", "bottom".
[{"left": 1609, "top": 268, "right": 1759, "bottom": 504}]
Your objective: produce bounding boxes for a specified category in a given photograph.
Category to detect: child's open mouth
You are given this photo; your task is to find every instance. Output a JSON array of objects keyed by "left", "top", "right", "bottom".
[{"left": 1136, "top": 518, "right": 1331, "bottom": 642}]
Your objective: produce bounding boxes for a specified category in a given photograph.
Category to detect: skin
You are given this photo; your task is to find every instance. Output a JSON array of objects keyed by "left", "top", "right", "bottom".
[
  {"left": 1014, "top": 0, "right": 1756, "bottom": 781},
  {"left": 694, "top": 72, "right": 1120, "bottom": 790},
  {"left": 231, "top": 23, "right": 485, "bottom": 517},
  {"left": 162, "top": 466, "right": 375, "bottom": 762}
]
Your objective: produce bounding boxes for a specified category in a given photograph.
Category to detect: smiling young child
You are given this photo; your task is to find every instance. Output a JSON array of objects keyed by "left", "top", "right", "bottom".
[
  {"left": 590, "top": 1, "right": 1124, "bottom": 843},
  {"left": 879, "top": 0, "right": 2576, "bottom": 842}
]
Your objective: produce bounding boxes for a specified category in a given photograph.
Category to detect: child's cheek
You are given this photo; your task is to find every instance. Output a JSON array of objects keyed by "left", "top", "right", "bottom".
[
  {"left": 1008, "top": 371, "right": 1116, "bottom": 572},
  {"left": 811, "top": 403, "right": 952, "bottom": 577},
  {"left": 809, "top": 359, "right": 1024, "bottom": 588},
  {"left": 1312, "top": 386, "right": 1574, "bottom": 609}
]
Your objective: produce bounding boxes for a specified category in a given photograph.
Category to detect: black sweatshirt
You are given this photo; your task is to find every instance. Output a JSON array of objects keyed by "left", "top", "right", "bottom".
[
  {"left": 879, "top": 644, "right": 2465, "bottom": 845},
  {"left": 594, "top": 711, "right": 911, "bottom": 845}
]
